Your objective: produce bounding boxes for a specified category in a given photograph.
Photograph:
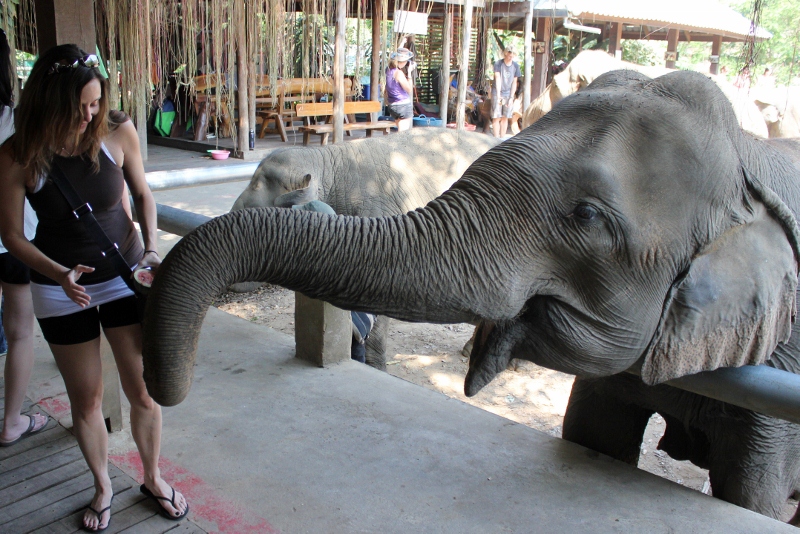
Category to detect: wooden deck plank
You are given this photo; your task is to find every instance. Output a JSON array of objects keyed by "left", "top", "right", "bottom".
[
  {"left": 48, "top": 484, "right": 154, "bottom": 534},
  {"left": 0, "top": 443, "right": 83, "bottom": 492},
  {"left": 0, "top": 418, "right": 63, "bottom": 463},
  {"left": 0, "top": 466, "right": 91, "bottom": 527},
  {"left": 5, "top": 473, "right": 133, "bottom": 533},
  {"left": 117, "top": 513, "right": 196, "bottom": 533},
  {"left": 0, "top": 432, "right": 76, "bottom": 474},
  {"left": 0, "top": 458, "right": 90, "bottom": 519}
]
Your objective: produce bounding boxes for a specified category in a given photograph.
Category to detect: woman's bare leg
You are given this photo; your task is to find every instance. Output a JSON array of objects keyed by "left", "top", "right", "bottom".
[
  {"left": 104, "top": 323, "right": 187, "bottom": 518},
  {"left": 0, "top": 282, "right": 46, "bottom": 443},
  {"left": 50, "top": 338, "right": 112, "bottom": 531}
]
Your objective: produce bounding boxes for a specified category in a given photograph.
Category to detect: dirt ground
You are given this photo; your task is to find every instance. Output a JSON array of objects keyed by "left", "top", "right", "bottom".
[{"left": 214, "top": 284, "right": 715, "bottom": 492}]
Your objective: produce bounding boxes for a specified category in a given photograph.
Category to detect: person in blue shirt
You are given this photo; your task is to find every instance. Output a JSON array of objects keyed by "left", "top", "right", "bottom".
[{"left": 492, "top": 45, "right": 521, "bottom": 138}]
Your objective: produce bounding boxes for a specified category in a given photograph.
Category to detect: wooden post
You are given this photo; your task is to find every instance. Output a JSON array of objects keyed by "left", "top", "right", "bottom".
[
  {"left": 531, "top": 17, "right": 551, "bottom": 101},
  {"left": 666, "top": 28, "right": 679, "bottom": 69},
  {"left": 370, "top": 0, "right": 382, "bottom": 121},
  {"left": 439, "top": 4, "right": 452, "bottom": 126},
  {"left": 247, "top": 1, "right": 257, "bottom": 151},
  {"left": 35, "top": 0, "right": 96, "bottom": 55},
  {"left": 522, "top": 0, "right": 533, "bottom": 110},
  {"left": 333, "top": 0, "right": 346, "bottom": 143},
  {"left": 710, "top": 35, "right": 722, "bottom": 75},
  {"left": 608, "top": 22, "right": 622, "bottom": 60},
  {"left": 235, "top": 0, "right": 249, "bottom": 155},
  {"left": 456, "top": 0, "right": 473, "bottom": 131}
]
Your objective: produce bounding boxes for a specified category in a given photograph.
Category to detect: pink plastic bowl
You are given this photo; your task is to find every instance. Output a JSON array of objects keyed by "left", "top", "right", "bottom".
[{"left": 210, "top": 150, "right": 230, "bottom": 160}]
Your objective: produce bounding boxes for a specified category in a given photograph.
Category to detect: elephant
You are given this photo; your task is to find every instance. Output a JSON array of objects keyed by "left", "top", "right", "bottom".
[
  {"left": 753, "top": 87, "right": 800, "bottom": 139},
  {"left": 142, "top": 69, "right": 800, "bottom": 522},
  {"left": 231, "top": 128, "right": 499, "bottom": 369},
  {"left": 232, "top": 128, "right": 499, "bottom": 217},
  {"left": 521, "top": 50, "right": 769, "bottom": 139}
]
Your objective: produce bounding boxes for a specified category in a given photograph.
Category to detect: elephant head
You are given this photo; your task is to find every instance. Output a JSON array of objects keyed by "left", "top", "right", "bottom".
[
  {"left": 143, "top": 70, "right": 800, "bottom": 407},
  {"left": 521, "top": 50, "right": 673, "bottom": 128},
  {"left": 753, "top": 87, "right": 800, "bottom": 138},
  {"left": 521, "top": 51, "right": 767, "bottom": 138},
  {"left": 231, "top": 148, "right": 317, "bottom": 211}
]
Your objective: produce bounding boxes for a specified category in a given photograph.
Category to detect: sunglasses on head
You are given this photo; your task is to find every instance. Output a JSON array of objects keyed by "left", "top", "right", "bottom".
[{"left": 48, "top": 54, "right": 100, "bottom": 75}]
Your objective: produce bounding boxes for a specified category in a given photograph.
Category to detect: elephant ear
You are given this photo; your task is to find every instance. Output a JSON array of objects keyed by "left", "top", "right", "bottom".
[
  {"left": 642, "top": 194, "right": 798, "bottom": 385},
  {"left": 273, "top": 174, "right": 315, "bottom": 208}
]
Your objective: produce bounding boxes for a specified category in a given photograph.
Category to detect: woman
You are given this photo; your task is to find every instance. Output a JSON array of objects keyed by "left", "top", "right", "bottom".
[
  {"left": 0, "top": 28, "right": 49, "bottom": 448},
  {"left": 0, "top": 44, "right": 188, "bottom": 531},
  {"left": 385, "top": 47, "right": 415, "bottom": 131}
]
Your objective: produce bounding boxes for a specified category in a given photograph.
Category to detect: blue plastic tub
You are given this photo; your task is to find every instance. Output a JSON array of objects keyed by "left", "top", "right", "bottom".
[{"left": 413, "top": 115, "right": 443, "bottom": 127}]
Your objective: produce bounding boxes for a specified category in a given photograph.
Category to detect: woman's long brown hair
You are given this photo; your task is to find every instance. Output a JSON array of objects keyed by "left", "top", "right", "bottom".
[{"left": 12, "top": 44, "right": 109, "bottom": 185}]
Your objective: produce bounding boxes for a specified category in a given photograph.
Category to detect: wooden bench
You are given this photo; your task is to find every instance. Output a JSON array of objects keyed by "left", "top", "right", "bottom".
[
  {"left": 255, "top": 78, "right": 354, "bottom": 142},
  {"left": 295, "top": 100, "right": 395, "bottom": 145}
]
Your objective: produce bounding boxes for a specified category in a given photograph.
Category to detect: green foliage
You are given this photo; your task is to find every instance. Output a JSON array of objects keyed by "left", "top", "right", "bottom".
[
  {"left": 622, "top": 40, "right": 661, "bottom": 66},
  {"left": 722, "top": 0, "right": 800, "bottom": 85}
]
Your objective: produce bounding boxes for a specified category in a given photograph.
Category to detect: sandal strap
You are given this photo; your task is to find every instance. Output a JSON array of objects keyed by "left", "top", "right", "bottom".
[
  {"left": 87, "top": 504, "right": 112, "bottom": 518},
  {"left": 151, "top": 486, "right": 177, "bottom": 506}
]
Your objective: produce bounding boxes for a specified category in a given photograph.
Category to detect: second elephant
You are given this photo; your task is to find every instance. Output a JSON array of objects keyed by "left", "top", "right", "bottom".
[{"left": 232, "top": 128, "right": 499, "bottom": 369}]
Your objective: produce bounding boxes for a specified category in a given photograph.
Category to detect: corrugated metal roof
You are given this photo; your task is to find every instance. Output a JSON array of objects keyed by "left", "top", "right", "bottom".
[{"left": 569, "top": 0, "right": 771, "bottom": 40}]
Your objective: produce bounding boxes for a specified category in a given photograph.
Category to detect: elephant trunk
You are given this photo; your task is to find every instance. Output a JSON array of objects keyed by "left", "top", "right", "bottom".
[{"left": 143, "top": 204, "right": 526, "bottom": 406}]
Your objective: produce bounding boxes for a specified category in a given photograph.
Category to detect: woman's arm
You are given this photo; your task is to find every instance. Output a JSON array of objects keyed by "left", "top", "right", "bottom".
[
  {"left": 395, "top": 69, "right": 413, "bottom": 96},
  {"left": 0, "top": 146, "right": 94, "bottom": 306},
  {"left": 107, "top": 119, "right": 161, "bottom": 271}
]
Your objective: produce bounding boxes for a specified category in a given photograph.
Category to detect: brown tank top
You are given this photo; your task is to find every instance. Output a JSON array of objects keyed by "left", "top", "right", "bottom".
[{"left": 26, "top": 149, "right": 143, "bottom": 285}]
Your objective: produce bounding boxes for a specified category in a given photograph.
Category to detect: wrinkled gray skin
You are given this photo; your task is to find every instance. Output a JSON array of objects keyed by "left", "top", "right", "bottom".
[
  {"left": 232, "top": 128, "right": 499, "bottom": 217},
  {"left": 143, "top": 70, "right": 800, "bottom": 521},
  {"left": 231, "top": 129, "right": 498, "bottom": 369}
]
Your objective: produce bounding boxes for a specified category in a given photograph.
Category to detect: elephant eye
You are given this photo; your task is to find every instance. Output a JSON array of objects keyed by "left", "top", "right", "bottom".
[{"left": 573, "top": 203, "right": 598, "bottom": 223}]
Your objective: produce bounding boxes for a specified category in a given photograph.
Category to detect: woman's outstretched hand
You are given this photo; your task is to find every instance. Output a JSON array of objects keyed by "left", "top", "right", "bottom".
[
  {"left": 60, "top": 265, "right": 95, "bottom": 307},
  {"left": 135, "top": 249, "right": 161, "bottom": 273}
]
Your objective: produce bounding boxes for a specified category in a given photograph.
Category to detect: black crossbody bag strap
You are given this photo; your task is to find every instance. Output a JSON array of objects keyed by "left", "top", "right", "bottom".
[{"left": 48, "top": 160, "right": 137, "bottom": 292}]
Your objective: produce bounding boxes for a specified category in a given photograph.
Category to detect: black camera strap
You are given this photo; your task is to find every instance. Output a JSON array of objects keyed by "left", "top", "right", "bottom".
[{"left": 48, "top": 160, "right": 137, "bottom": 292}]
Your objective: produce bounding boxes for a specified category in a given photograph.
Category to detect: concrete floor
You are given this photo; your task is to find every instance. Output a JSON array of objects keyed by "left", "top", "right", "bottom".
[{"left": 6, "top": 145, "right": 797, "bottom": 533}]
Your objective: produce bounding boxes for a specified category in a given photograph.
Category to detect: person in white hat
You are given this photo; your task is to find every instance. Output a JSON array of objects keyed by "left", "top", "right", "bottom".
[
  {"left": 492, "top": 44, "right": 521, "bottom": 138},
  {"left": 385, "top": 47, "right": 415, "bottom": 131}
]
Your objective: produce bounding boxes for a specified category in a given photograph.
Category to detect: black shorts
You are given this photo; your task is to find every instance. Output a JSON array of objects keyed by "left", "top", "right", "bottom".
[
  {"left": 37, "top": 295, "right": 140, "bottom": 345},
  {"left": 0, "top": 252, "right": 31, "bottom": 285}
]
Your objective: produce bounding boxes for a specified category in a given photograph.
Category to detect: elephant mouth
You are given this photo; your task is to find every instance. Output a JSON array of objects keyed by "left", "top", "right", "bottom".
[{"left": 465, "top": 296, "right": 648, "bottom": 396}]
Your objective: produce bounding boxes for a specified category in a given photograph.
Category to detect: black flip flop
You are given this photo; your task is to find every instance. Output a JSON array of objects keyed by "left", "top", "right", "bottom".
[
  {"left": 140, "top": 484, "right": 189, "bottom": 520},
  {"left": 0, "top": 413, "right": 49, "bottom": 447},
  {"left": 82, "top": 495, "right": 113, "bottom": 532}
]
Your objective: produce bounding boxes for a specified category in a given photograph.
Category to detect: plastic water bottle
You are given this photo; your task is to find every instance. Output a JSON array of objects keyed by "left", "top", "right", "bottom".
[{"left": 249, "top": 129, "right": 255, "bottom": 150}]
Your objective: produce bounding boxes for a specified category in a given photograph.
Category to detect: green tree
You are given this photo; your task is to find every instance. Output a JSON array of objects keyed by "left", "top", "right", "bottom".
[{"left": 723, "top": 0, "right": 800, "bottom": 85}]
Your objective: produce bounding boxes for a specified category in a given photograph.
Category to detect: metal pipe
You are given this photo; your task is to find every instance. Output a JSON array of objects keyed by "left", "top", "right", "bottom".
[
  {"left": 131, "top": 202, "right": 212, "bottom": 237},
  {"left": 628, "top": 361, "right": 800, "bottom": 426},
  {"left": 668, "top": 366, "right": 800, "bottom": 425},
  {"left": 145, "top": 162, "right": 258, "bottom": 191},
  {"left": 155, "top": 204, "right": 212, "bottom": 236}
]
